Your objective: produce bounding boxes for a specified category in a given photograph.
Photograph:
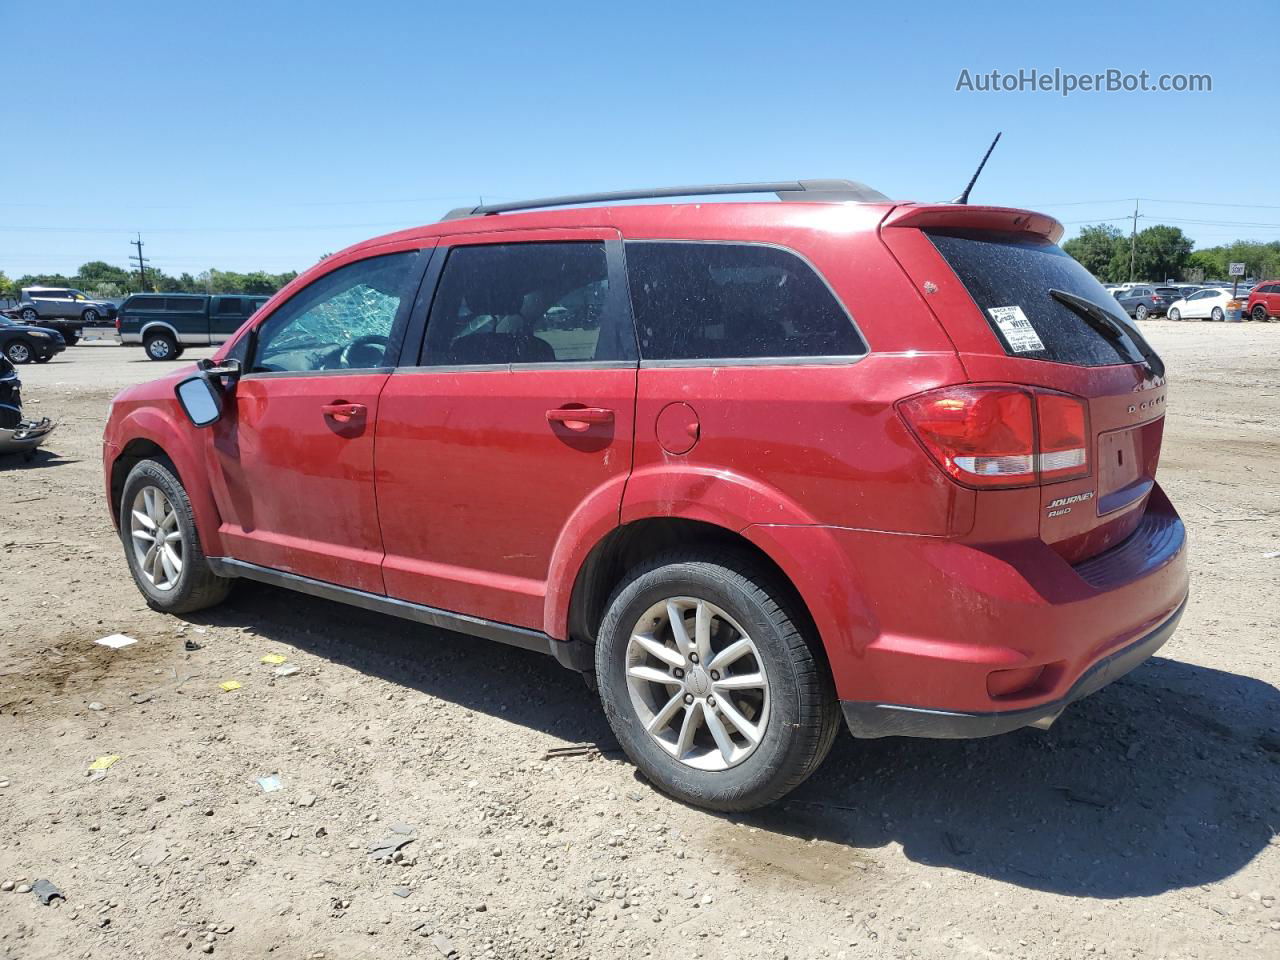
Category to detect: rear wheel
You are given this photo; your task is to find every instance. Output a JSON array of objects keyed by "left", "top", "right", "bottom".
[
  {"left": 144, "top": 331, "right": 178, "bottom": 361},
  {"left": 595, "top": 549, "right": 839, "bottom": 812},
  {"left": 1211, "top": 306, "right": 1224, "bottom": 322},
  {"left": 81, "top": 309, "right": 99, "bottom": 327},
  {"left": 1134, "top": 304, "right": 1149, "bottom": 321},
  {"left": 1168, "top": 308, "right": 1181, "bottom": 322},
  {"left": 120, "top": 458, "right": 232, "bottom": 613},
  {"left": 19, "top": 307, "right": 38, "bottom": 323}
]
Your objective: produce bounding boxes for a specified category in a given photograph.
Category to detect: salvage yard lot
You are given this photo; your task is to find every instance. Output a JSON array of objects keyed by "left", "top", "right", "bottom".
[{"left": 1, "top": 326, "right": 1278, "bottom": 960}]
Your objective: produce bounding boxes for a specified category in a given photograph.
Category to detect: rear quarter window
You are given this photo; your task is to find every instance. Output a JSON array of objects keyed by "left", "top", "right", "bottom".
[
  {"left": 926, "top": 229, "right": 1143, "bottom": 367},
  {"left": 625, "top": 241, "right": 865, "bottom": 362}
]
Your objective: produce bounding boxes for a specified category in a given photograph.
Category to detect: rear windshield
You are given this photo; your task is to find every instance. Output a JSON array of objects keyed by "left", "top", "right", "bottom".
[{"left": 926, "top": 229, "right": 1144, "bottom": 367}]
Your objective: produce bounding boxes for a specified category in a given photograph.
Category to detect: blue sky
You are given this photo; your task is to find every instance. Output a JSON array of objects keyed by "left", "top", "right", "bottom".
[{"left": 3, "top": 0, "right": 1277, "bottom": 277}]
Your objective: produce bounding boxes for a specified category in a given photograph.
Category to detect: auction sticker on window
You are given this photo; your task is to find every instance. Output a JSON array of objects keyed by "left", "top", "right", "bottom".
[{"left": 987, "top": 305, "right": 1045, "bottom": 353}]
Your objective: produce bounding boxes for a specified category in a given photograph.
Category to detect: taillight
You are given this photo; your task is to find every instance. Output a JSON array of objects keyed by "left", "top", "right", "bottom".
[
  {"left": 899, "top": 385, "right": 1090, "bottom": 489},
  {"left": 114, "top": 315, "right": 121, "bottom": 331},
  {"left": 1036, "top": 392, "right": 1089, "bottom": 482}
]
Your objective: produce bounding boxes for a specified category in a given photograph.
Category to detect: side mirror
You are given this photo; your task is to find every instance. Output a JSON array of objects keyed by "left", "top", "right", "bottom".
[{"left": 175, "top": 375, "right": 224, "bottom": 428}]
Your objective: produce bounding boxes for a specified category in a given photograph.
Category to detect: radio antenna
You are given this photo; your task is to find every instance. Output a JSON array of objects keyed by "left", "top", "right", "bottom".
[{"left": 951, "top": 132, "right": 1002, "bottom": 205}]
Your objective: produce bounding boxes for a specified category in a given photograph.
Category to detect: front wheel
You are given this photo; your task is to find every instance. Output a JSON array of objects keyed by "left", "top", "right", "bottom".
[
  {"left": 1211, "top": 306, "right": 1224, "bottom": 322},
  {"left": 120, "top": 458, "right": 232, "bottom": 613},
  {"left": 4, "top": 340, "right": 32, "bottom": 364},
  {"left": 595, "top": 549, "right": 839, "bottom": 812}
]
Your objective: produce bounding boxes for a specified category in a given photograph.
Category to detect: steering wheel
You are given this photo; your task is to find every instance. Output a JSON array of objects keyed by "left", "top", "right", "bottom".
[{"left": 338, "top": 334, "right": 390, "bottom": 369}]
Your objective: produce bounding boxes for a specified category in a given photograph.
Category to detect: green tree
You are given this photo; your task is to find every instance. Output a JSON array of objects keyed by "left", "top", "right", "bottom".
[
  {"left": 1063, "top": 224, "right": 1124, "bottom": 279},
  {"left": 1132, "top": 225, "right": 1193, "bottom": 283}
]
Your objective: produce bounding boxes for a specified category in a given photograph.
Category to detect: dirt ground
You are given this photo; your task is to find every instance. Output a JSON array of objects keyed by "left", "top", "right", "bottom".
[{"left": 1, "top": 325, "right": 1278, "bottom": 960}]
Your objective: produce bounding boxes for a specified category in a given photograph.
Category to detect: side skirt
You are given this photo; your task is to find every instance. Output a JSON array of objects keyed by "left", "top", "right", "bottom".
[{"left": 207, "top": 556, "right": 589, "bottom": 670}]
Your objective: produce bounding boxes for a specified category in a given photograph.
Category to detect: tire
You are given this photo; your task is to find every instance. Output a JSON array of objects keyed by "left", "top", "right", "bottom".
[
  {"left": 144, "top": 331, "right": 178, "bottom": 361},
  {"left": 1134, "top": 304, "right": 1149, "bottom": 321},
  {"left": 82, "top": 309, "right": 99, "bottom": 326},
  {"left": 595, "top": 548, "right": 840, "bottom": 812},
  {"left": 1169, "top": 308, "right": 1181, "bottom": 322},
  {"left": 64, "top": 335, "right": 79, "bottom": 347},
  {"left": 4, "top": 339, "right": 33, "bottom": 364},
  {"left": 120, "top": 457, "right": 233, "bottom": 614},
  {"left": 1211, "top": 307, "right": 1224, "bottom": 322},
  {"left": 19, "top": 307, "right": 38, "bottom": 323},
  {"left": 1253, "top": 305, "right": 1269, "bottom": 322}
]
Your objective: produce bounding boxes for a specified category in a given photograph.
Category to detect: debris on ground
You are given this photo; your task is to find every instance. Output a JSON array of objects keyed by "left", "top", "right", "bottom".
[
  {"left": 31, "top": 879, "right": 64, "bottom": 905},
  {"left": 541, "top": 741, "right": 622, "bottom": 760},
  {"left": 391, "top": 885, "right": 412, "bottom": 898},
  {"left": 260, "top": 653, "right": 288, "bottom": 665},
  {"left": 1263, "top": 550, "right": 1280, "bottom": 559},
  {"left": 429, "top": 933, "right": 457, "bottom": 958},
  {"left": 219, "top": 680, "right": 242, "bottom": 692},
  {"left": 96, "top": 633, "right": 137, "bottom": 649},
  {"left": 274, "top": 664, "right": 300, "bottom": 677},
  {"left": 88, "top": 755, "right": 121, "bottom": 772},
  {"left": 368, "top": 830, "right": 416, "bottom": 862},
  {"left": 256, "top": 775, "right": 282, "bottom": 793},
  {"left": 87, "top": 701, "right": 105, "bottom": 711},
  {"left": 184, "top": 638, "right": 203, "bottom": 651}
]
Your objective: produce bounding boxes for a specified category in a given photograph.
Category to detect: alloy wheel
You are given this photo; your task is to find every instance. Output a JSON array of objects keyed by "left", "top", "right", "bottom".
[
  {"left": 7, "top": 342, "right": 31, "bottom": 363},
  {"left": 130, "top": 485, "right": 185, "bottom": 591},
  {"left": 20, "top": 309, "right": 37, "bottom": 322},
  {"left": 625, "top": 596, "right": 770, "bottom": 771}
]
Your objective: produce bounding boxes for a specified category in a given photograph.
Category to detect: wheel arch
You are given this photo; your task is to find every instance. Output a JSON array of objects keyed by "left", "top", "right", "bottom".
[
  {"left": 107, "top": 411, "right": 224, "bottom": 554},
  {"left": 140, "top": 321, "right": 181, "bottom": 342},
  {"left": 559, "top": 517, "right": 833, "bottom": 664}
]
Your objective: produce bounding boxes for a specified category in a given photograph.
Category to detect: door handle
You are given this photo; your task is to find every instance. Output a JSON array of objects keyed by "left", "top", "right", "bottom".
[
  {"left": 322, "top": 402, "right": 366, "bottom": 424},
  {"left": 546, "top": 406, "right": 614, "bottom": 428}
]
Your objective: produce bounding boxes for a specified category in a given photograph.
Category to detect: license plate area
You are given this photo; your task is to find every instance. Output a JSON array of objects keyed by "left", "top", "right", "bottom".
[{"left": 1097, "top": 420, "right": 1162, "bottom": 515}]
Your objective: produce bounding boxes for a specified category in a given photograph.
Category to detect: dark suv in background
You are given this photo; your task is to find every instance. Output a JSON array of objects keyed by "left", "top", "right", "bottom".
[{"left": 116, "top": 293, "right": 269, "bottom": 360}]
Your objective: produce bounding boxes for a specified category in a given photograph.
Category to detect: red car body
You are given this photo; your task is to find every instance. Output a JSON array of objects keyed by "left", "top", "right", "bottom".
[
  {"left": 1244, "top": 281, "right": 1280, "bottom": 322},
  {"left": 103, "top": 197, "right": 1188, "bottom": 738}
]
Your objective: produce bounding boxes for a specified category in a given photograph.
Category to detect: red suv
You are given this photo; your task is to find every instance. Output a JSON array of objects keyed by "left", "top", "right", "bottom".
[
  {"left": 102, "top": 181, "right": 1189, "bottom": 811},
  {"left": 1244, "top": 281, "right": 1280, "bottom": 322}
]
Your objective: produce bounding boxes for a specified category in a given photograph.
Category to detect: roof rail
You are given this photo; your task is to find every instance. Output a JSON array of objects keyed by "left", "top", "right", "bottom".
[{"left": 440, "top": 179, "right": 889, "bottom": 221}]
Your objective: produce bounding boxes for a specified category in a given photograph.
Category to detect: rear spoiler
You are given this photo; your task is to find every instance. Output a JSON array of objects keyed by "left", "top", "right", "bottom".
[{"left": 881, "top": 204, "right": 1064, "bottom": 244}]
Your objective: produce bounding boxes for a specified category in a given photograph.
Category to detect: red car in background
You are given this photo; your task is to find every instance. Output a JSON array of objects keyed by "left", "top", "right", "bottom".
[
  {"left": 101, "top": 181, "right": 1189, "bottom": 811},
  {"left": 1244, "top": 281, "right": 1280, "bottom": 322}
]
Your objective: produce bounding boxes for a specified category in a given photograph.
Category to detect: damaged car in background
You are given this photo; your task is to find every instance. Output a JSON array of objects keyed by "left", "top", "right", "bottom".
[{"left": 0, "top": 354, "right": 56, "bottom": 460}]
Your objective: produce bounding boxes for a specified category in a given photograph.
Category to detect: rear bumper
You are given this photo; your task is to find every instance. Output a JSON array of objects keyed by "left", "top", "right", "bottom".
[
  {"left": 840, "top": 594, "right": 1185, "bottom": 738},
  {"left": 750, "top": 484, "right": 1189, "bottom": 737}
]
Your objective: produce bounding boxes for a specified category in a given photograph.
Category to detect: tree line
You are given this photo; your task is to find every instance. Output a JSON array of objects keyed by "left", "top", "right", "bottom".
[
  {"left": 0, "top": 260, "right": 300, "bottom": 300},
  {"left": 1062, "top": 224, "right": 1280, "bottom": 283}
]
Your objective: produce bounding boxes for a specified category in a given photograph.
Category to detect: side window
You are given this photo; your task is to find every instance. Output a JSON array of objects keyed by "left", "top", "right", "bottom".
[
  {"left": 166, "top": 297, "right": 205, "bottom": 312},
  {"left": 215, "top": 298, "right": 242, "bottom": 315},
  {"left": 625, "top": 242, "right": 866, "bottom": 361},
  {"left": 127, "top": 296, "right": 164, "bottom": 311},
  {"left": 251, "top": 252, "right": 417, "bottom": 374},
  {"left": 423, "top": 242, "right": 622, "bottom": 366}
]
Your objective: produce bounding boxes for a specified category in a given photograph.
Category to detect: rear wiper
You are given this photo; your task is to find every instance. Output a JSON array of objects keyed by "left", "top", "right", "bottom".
[{"left": 1048, "top": 288, "right": 1165, "bottom": 379}]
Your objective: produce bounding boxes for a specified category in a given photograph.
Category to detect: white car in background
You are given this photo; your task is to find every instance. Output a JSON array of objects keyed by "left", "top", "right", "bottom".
[{"left": 1167, "top": 287, "right": 1243, "bottom": 322}]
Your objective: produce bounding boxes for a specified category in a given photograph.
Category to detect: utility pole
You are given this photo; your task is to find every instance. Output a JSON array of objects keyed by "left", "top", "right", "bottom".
[
  {"left": 129, "top": 233, "right": 150, "bottom": 291},
  {"left": 1128, "top": 200, "right": 1141, "bottom": 282}
]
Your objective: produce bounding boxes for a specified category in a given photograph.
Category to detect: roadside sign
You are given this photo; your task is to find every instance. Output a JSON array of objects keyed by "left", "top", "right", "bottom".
[{"left": 1229, "top": 262, "right": 1246, "bottom": 276}]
